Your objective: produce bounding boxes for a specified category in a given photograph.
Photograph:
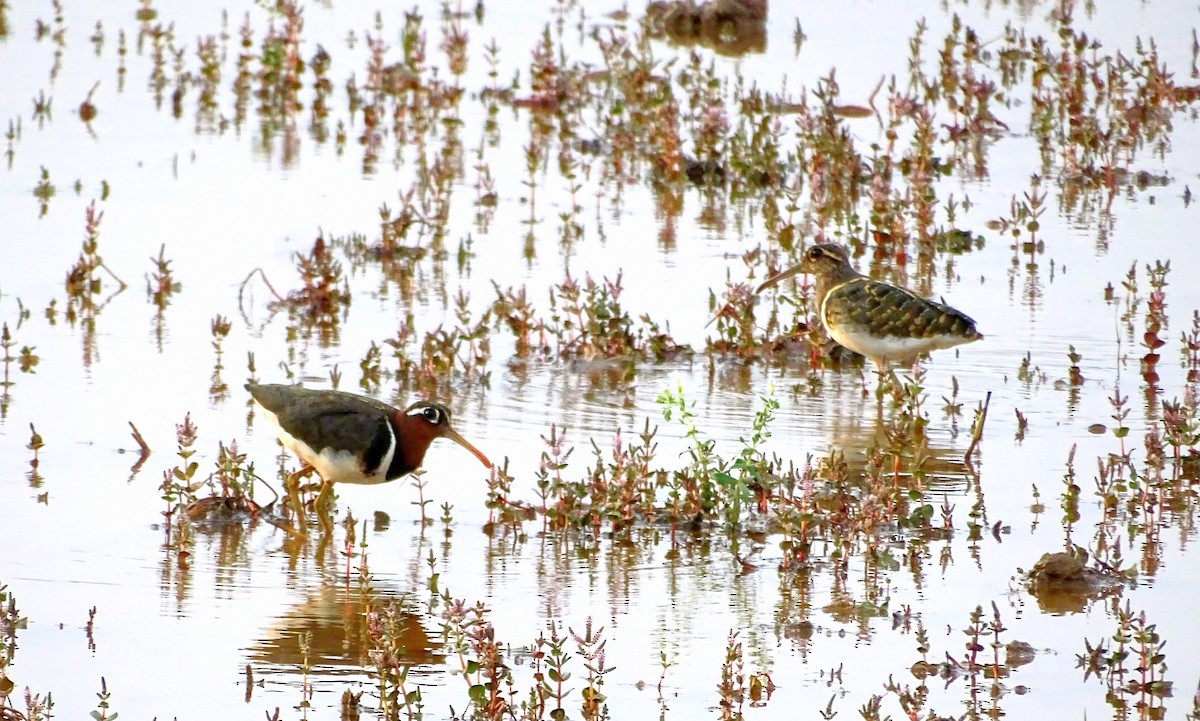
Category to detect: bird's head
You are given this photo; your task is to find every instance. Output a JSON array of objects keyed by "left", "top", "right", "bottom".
[
  {"left": 797, "top": 243, "right": 851, "bottom": 275},
  {"left": 755, "top": 243, "right": 854, "bottom": 293},
  {"left": 398, "top": 401, "right": 493, "bottom": 469}
]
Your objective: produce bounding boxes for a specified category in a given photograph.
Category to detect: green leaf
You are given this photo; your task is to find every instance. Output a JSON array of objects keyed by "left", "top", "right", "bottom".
[{"left": 907, "top": 504, "right": 934, "bottom": 525}]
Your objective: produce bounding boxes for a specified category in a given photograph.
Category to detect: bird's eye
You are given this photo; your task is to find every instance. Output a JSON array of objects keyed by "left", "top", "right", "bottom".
[
  {"left": 808, "top": 247, "right": 823, "bottom": 259},
  {"left": 422, "top": 407, "right": 441, "bottom": 423}
]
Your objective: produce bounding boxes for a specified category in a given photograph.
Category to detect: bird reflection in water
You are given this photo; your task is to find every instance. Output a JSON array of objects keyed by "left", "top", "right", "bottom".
[{"left": 246, "top": 581, "right": 441, "bottom": 675}]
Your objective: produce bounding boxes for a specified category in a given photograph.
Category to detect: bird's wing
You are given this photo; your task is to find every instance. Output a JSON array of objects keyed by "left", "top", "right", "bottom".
[
  {"left": 275, "top": 394, "right": 393, "bottom": 455},
  {"left": 825, "top": 278, "right": 981, "bottom": 340}
]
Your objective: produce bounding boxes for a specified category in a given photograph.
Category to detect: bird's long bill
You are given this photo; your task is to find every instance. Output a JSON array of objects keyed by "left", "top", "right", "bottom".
[
  {"left": 444, "top": 427, "right": 493, "bottom": 469},
  {"left": 754, "top": 264, "right": 805, "bottom": 294}
]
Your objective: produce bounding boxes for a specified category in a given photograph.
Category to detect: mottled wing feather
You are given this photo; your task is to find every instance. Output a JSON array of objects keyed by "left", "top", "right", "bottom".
[{"left": 825, "top": 278, "right": 981, "bottom": 340}]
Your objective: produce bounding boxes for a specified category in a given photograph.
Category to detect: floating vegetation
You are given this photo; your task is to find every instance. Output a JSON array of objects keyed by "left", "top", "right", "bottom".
[
  {"left": 63, "top": 200, "right": 126, "bottom": 367},
  {"left": 31, "top": 167, "right": 54, "bottom": 217}
]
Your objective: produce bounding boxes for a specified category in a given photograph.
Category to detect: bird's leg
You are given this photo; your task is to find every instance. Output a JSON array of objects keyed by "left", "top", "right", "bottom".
[
  {"left": 285, "top": 464, "right": 315, "bottom": 535},
  {"left": 314, "top": 480, "right": 333, "bottom": 510},
  {"left": 314, "top": 481, "right": 335, "bottom": 537},
  {"left": 871, "top": 359, "right": 892, "bottom": 402}
]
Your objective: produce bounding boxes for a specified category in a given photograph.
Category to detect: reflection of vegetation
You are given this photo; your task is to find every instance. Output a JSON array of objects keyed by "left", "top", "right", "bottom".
[
  {"left": 1080, "top": 601, "right": 1173, "bottom": 717},
  {"left": 0, "top": 583, "right": 52, "bottom": 718},
  {"left": 494, "top": 273, "right": 690, "bottom": 364},
  {"left": 145, "top": 244, "right": 181, "bottom": 352},
  {"left": 278, "top": 235, "right": 350, "bottom": 346},
  {"left": 7, "top": 0, "right": 1200, "bottom": 717},
  {"left": 0, "top": 583, "right": 27, "bottom": 695},
  {"left": 25, "top": 424, "right": 43, "bottom": 489},
  {"left": 158, "top": 413, "right": 278, "bottom": 578},
  {"left": 478, "top": 377, "right": 961, "bottom": 578},
  {"left": 32, "top": 166, "right": 54, "bottom": 216},
  {"left": 84, "top": 0, "right": 1193, "bottom": 379},
  {"left": 240, "top": 234, "right": 351, "bottom": 349},
  {"left": 63, "top": 201, "right": 127, "bottom": 368},
  {"left": 0, "top": 323, "right": 39, "bottom": 421}
]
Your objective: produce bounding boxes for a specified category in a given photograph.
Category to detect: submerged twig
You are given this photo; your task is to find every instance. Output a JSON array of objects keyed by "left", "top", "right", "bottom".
[
  {"left": 129, "top": 420, "right": 150, "bottom": 457},
  {"left": 867, "top": 74, "right": 886, "bottom": 124},
  {"left": 239, "top": 267, "right": 286, "bottom": 303},
  {"left": 98, "top": 259, "right": 127, "bottom": 292},
  {"left": 128, "top": 420, "right": 150, "bottom": 476},
  {"left": 236, "top": 267, "right": 287, "bottom": 330}
]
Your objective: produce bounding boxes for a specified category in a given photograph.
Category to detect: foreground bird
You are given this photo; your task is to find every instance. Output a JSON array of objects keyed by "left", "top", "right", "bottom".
[
  {"left": 755, "top": 243, "right": 982, "bottom": 372},
  {"left": 246, "top": 382, "right": 492, "bottom": 533}
]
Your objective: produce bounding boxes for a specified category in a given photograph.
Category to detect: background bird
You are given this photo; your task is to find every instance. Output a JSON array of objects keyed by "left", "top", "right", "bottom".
[
  {"left": 247, "top": 382, "right": 492, "bottom": 533},
  {"left": 756, "top": 243, "right": 982, "bottom": 373}
]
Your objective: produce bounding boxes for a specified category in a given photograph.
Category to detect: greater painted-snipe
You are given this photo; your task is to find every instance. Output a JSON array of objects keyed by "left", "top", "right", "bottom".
[
  {"left": 756, "top": 243, "right": 982, "bottom": 372},
  {"left": 247, "top": 382, "right": 492, "bottom": 533}
]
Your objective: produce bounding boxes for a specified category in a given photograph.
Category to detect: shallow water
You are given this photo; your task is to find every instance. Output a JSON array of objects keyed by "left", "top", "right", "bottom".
[{"left": 2, "top": 0, "right": 1199, "bottom": 719}]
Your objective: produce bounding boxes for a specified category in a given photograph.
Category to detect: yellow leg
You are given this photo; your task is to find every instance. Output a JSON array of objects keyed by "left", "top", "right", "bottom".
[
  {"left": 314, "top": 481, "right": 335, "bottom": 537},
  {"left": 285, "top": 465, "right": 316, "bottom": 535}
]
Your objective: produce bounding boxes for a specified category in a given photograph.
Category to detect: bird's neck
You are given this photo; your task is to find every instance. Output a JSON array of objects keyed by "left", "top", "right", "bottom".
[
  {"left": 814, "top": 265, "right": 863, "bottom": 307},
  {"left": 387, "top": 412, "right": 430, "bottom": 480}
]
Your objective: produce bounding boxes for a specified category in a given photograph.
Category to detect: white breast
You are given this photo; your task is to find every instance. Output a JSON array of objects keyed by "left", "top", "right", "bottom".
[
  {"left": 820, "top": 291, "right": 971, "bottom": 367},
  {"left": 826, "top": 324, "right": 953, "bottom": 363}
]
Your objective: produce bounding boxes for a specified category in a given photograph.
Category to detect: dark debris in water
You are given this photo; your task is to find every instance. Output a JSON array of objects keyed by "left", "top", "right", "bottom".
[
  {"left": 1023, "top": 549, "right": 1128, "bottom": 613},
  {"left": 182, "top": 494, "right": 278, "bottom": 528}
]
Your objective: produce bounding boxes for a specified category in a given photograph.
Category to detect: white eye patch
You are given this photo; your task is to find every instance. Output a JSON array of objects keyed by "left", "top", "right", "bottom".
[{"left": 407, "top": 405, "right": 443, "bottom": 423}]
